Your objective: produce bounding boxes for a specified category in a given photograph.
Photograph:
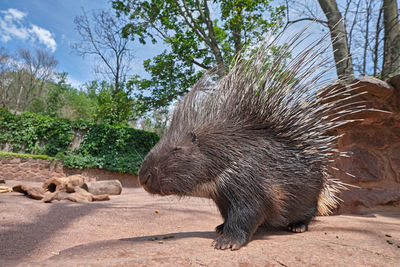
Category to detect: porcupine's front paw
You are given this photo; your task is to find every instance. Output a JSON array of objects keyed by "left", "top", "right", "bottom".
[{"left": 212, "top": 233, "right": 248, "bottom": 250}]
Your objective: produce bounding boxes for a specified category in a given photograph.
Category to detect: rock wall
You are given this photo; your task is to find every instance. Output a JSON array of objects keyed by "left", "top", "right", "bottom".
[
  {"left": 0, "top": 157, "right": 139, "bottom": 187},
  {"left": 329, "top": 75, "right": 400, "bottom": 214},
  {"left": 0, "top": 157, "right": 64, "bottom": 182}
]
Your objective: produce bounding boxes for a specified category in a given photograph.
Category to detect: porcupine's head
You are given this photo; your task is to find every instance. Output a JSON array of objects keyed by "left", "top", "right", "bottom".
[
  {"left": 138, "top": 73, "right": 224, "bottom": 197},
  {"left": 138, "top": 130, "right": 209, "bottom": 197}
]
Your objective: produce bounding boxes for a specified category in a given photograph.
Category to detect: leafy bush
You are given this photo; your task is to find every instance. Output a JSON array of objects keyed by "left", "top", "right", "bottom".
[
  {"left": 0, "top": 108, "right": 159, "bottom": 173},
  {"left": 0, "top": 108, "right": 74, "bottom": 155},
  {"left": 0, "top": 151, "right": 55, "bottom": 160}
]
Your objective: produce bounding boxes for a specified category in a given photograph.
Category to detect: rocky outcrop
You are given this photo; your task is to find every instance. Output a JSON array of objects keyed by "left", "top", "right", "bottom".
[{"left": 330, "top": 75, "right": 400, "bottom": 214}]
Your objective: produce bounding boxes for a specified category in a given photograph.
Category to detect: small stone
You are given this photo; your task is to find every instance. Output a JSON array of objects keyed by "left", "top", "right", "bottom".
[{"left": 9, "top": 158, "right": 21, "bottom": 164}]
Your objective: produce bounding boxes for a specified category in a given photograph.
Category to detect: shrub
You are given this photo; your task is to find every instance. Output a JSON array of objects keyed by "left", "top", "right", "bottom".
[{"left": 0, "top": 108, "right": 159, "bottom": 173}]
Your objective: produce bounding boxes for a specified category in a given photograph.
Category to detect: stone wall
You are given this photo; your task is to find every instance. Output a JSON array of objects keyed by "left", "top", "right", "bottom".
[
  {"left": 330, "top": 75, "right": 400, "bottom": 214},
  {"left": 0, "top": 157, "right": 139, "bottom": 187},
  {"left": 1, "top": 157, "right": 64, "bottom": 182}
]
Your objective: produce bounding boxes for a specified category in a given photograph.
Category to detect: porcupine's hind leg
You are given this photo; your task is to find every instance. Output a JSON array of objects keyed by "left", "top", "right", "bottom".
[
  {"left": 287, "top": 203, "right": 317, "bottom": 233},
  {"left": 288, "top": 221, "right": 308, "bottom": 233}
]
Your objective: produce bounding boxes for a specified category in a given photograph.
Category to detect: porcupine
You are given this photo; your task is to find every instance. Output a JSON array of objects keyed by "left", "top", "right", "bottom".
[{"left": 138, "top": 28, "right": 363, "bottom": 250}]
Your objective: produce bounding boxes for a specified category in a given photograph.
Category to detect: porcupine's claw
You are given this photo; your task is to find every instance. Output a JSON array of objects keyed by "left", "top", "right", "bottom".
[{"left": 212, "top": 234, "right": 247, "bottom": 250}]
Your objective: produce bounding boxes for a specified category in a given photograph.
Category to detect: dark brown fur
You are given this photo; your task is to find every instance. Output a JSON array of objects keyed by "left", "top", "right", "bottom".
[{"left": 139, "top": 29, "right": 363, "bottom": 250}]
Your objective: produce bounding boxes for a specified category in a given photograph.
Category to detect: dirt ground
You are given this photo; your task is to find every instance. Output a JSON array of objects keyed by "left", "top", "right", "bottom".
[{"left": 1, "top": 180, "right": 399, "bottom": 267}]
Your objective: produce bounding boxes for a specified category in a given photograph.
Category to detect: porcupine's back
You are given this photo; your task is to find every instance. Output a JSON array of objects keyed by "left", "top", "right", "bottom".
[{"left": 157, "top": 27, "right": 364, "bottom": 220}]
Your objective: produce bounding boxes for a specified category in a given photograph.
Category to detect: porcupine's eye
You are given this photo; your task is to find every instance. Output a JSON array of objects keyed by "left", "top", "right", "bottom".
[
  {"left": 191, "top": 132, "right": 197, "bottom": 142},
  {"left": 172, "top": 147, "right": 182, "bottom": 152}
]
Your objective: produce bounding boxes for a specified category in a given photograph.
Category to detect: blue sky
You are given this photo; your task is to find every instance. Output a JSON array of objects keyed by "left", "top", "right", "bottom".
[{"left": 0, "top": 0, "right": 159, "bottom": 88}]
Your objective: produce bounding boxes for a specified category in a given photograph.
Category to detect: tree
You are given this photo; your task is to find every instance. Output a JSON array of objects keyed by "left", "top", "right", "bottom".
[
  {"left": 285, "top": 0, "right": 396, "bottom": 79},
  {"left": 317, "top": 0, "right": 354, "bottom": 78},
  {"left": 0, "top": 48, "right": 57, "bottom": 111},
  {"left": 73, "top": 9, "right": 137, "bottom": 125},
  {"left": 112, "top": 0, "right": 285, "bottom": 112},
  {"left": 62, "top": 80, "right": 99, "bottom": 122},
  {"left": 381, "top": 0, "right": 400, "bottom": 78},
  {"left": 73, "top": 9, "right": 133, "bottom": 93},
  {"left": 17, "top": 49, "right": 58, "bottom": 110},
  {"left": 0, "top": 48, "right": 12, "bottom": 109},
  {"left": 91, "top": 80, "right": 135, "bottom": 125}
]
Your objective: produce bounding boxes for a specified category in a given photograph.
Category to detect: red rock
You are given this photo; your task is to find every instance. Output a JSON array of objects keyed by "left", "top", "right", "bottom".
[
  {"left": 388, "top": 143, "right": 400, "bottom": 182},
  {"left": 336, "top": 109, "right": 392, "bottom": 122},
  {"left": 1, "top": 158, "right": 10, "bottom": 164},
  {"left": 339, "top": 128, "right": 400, "bottom": 150},
  {"left": 9, "top": 158, "right": 21, "bottom": 164},
  {"left": 1, "top": 173, "right": 15, "bottom": 180},
  {"left": 387, "top": 74, "right": 400, "bottom": 88},
  {"left": 337, "top": 188, "right": 400, "bottom": 214},
  {"left": 353, "top": 76, "right": 394, "bottom": 99},
  {"left": 334, "top": 146, "right": 386, "bottom": 183}
]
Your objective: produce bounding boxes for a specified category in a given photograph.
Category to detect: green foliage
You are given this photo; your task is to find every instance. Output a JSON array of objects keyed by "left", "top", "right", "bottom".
[
  {"left": 113, "top": 0, "right": 285, "bottom": 112},
  {"left": 25, "top": 73, "right": 99, "bottom": 122},
  {"left": 128, "top": 53, "right": 204, "bottom": 113},
  {"left": 0, "top": 108, "right": 159, "bottom": 173},
  {"left": 94, "top": 81, "right": 137, "bottom": 125},
  {"left": 41, "top": 73, "right": 68, "bottom": 117},
  {"left": 25, "top": 76, "right": 139, "bottom": 125},
  {"left": 137, "top": 108, "right": 170, "bottom": 136},
  {"left": 63, "top": 123, "right": 159, "bottom": 173},
  {"left": 0, "top": 108, "right": 75, "bottom": 156},
  {"left": 0, "top": 151, "right": 55, "bottom": 160},
  {"left": 63, "top": 86, "right": 98, "bottom": 122}
]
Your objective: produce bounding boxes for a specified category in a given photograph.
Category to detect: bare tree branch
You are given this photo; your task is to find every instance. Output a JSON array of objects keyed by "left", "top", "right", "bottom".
[{"left": 73, "top": 9, "right": 133, "bottom": 92}]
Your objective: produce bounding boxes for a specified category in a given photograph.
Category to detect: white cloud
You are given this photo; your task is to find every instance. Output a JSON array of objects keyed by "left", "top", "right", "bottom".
[
  {"left": 0, "top": 8, "right": 57, "bottom": 52},
  {"left": 29, "top": 25, "right": 57, "bottom": 52},
  {"left": 4, "top": 8, "right": 26, "bottom": 20},
  {"left": 0, "top": 8, "right": 29, "bottom": 41},
  {"left": 67, "top": 76, "right": 84, "bottom": 89}
]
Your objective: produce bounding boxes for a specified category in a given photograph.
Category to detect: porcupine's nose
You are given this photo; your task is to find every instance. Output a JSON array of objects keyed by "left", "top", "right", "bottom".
[{"left": 138, "top": 170, "right": 150, "bottom": 186}]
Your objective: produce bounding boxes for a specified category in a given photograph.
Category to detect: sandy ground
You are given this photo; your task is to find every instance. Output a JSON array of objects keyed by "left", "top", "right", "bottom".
[{"left": 1, "top": 180, "right": 399, "bottom": 267}]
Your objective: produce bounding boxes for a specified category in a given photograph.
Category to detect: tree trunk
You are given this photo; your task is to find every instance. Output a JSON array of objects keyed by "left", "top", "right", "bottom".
[
  {"left": 362, "top": 0, "right": 371, "bottom": 75},
  {"left": 373, "top": 5, "right": 384, "bottom": 77},
  {"left": 82, "top": 180, "right": 122, "bottom": 195},
  {"left": 318, "top": 0, "right": 354, "bottom": 78},
  {"left": 381, "top": 0, "right": 400, "bottom": 78},
  {"left": 202, "top": 0, "right": 226, "bottom": 76}
]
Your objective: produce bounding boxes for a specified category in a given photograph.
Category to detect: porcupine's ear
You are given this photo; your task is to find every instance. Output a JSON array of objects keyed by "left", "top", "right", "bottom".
[{"left": 190, "top": 132, "right": 197, "bottom": 143}]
